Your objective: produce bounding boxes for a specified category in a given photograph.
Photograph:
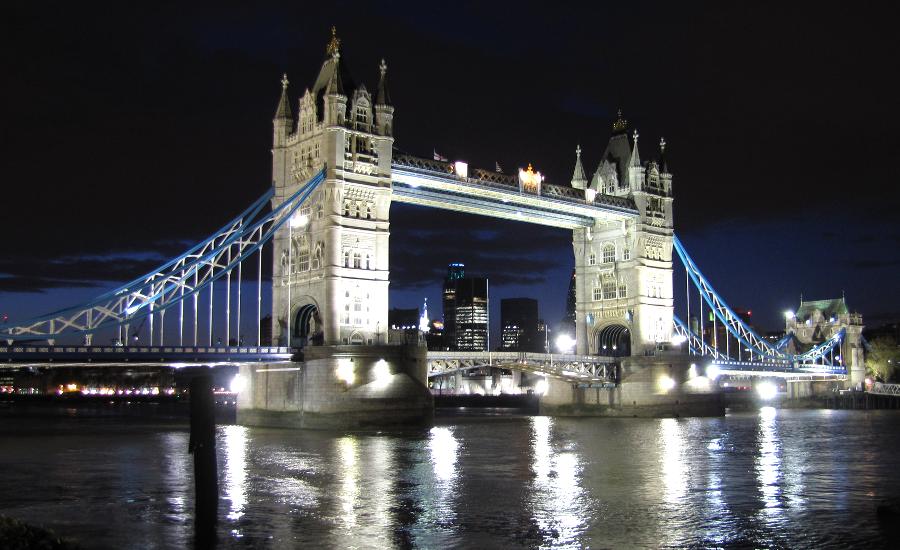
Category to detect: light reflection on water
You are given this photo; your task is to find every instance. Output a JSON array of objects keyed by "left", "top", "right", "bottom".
[
  {"left": 222, "top": 425, "right": 248, "bottom": 522},
  {"left": 1, "top": 410, "right": 899, "bottom": 548},
  {"left": 529, "top": 416, "right": 587, "bottom": 546},
  {"left": 756, "top": 406, "right": 783, "bottom": 522}
]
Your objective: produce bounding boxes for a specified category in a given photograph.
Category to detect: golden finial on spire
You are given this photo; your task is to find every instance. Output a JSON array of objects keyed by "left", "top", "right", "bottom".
[
  {"left": 281, "top": 73, "right": 289, "bottom": 91},
  {"left": 326, "top": 26, "right": 341, "bottom": 57},
  {"left": 612, "top": 108, "right": 628, "bottom": 132}
]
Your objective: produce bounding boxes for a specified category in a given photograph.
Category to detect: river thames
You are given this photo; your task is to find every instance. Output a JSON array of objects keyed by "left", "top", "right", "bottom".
[{"left": 1, "top": 408, "right": 898, "bottom": 548}]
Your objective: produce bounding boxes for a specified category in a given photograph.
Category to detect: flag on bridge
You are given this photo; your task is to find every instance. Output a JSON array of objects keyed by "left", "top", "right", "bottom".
[
  {"left": 433, "top": 149, "right": 448, "bottom": 162},
  {"left": 495, "top": 162, "right": 503, "bottom": 173}
]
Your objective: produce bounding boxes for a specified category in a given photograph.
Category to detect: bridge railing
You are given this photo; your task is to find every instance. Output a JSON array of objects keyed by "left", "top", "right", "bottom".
[
  {"left": 871, "top": 382, "right": 900, "bottom": 396},
  {"left": 392, "top": 154, "right": 638, "bottom": 212}
]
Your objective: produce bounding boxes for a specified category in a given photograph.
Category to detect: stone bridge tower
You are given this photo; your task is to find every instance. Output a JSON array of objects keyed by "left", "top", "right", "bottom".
[
  {"left": 785, "top": 298, "right": 866, "bottom": 385},
  {"left": 570, "top": 112, "right": 674, "bottom": 356},
  {"left": 271, "top": 29, "right": 394, "bottom": 346}
]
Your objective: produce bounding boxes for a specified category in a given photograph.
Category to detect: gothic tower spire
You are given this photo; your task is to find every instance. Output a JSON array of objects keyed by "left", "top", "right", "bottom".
[
  {"left": 274, "top": 73, "right": 292, "bottom": 120},
  {"left": 630, "top": 129, "right": 641, "bottom": 167},
  {"left": 571, "top": 144, "right": 587, "bottom": 189}
]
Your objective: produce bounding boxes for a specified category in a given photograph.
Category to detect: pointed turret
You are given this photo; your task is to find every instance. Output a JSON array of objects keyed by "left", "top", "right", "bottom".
[
  {"left": 274, "top": 73, "right": 292, "bottom": 120},
  {"left": 374, "top": 59, "right": 395, "bottom": 136},
  {"left": 630, "top": 129, "right": 641, "bottom": 167},
  {"left": 659, "top": 137, "right": 668, "bottom": 174},
  {"left": 376, "top": 59, "right": 392, "bottom": 106},
  {"left": 571, "top": 144, "right": 587, "bottom": 189},
  {"left": 273, "top": 74, "right": 293, "bottom": 148}
]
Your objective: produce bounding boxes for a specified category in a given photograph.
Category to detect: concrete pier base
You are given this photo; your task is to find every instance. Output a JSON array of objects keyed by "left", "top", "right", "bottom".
[
  {"left": 236, "top": 344, "right": 433, "bottom": 430},
  {"left": 539, "top": 355, "right": 724, "bottom": 417}
]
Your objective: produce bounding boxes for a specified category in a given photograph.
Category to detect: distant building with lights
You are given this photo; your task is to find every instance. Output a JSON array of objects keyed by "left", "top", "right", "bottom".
[
  {"left": 500, "top": 298, "right": 543, "bottom": 352},
  {"left": 442, "top": 263, "right": 489, "bottom": 351}
]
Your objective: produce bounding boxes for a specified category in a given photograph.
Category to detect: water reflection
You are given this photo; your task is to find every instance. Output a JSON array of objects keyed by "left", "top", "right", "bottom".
[
  {"left": 336, "top": 436, "right": 359, "bottom": 528},
  {"left": 529, "top": 416, "right": 586, "bottom": 545},
  {"left": 161, "top": 432, "right": 190, "bottom": 524},
  {"left": 222, "top": 425, "right": 248, "bottom": 521},
  {"left": 659, "top": 418, "right": 688, "bottom": 505},
  {"left": 756, "top": 406, "right": 784, "bottom": 521}
]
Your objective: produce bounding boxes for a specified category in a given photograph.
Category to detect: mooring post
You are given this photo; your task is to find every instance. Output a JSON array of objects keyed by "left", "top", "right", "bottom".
[{"left": 189, "top": 373, "right": 218, "bottom": 547}]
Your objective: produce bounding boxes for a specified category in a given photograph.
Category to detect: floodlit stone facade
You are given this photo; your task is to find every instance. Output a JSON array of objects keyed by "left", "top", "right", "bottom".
[
  {"left": 571, "top": 113, "right": 675, "bottom": 356},
  {"left": 271, "top": 29, "right": 394, "bottom": 346}
]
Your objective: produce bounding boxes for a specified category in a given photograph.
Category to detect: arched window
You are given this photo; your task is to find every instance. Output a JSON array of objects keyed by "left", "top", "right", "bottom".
[
  {"left": 353, "top": 253, "right": 361, "bottom": 269},
  {"left": 343, "top": 200, "right": 351, "bottom": 217},
  {"left": 344, "top": 250, "right": 351, "bottom": 268},
  {"left": 311, "top": 245, "right": 322, "bottom": 270},
  {"left": 365, "top": 254, "right": 372, "bottom": 270},
  {"left": 623, "top": 246, "right": 630, "bottom": 261},
  {"left": 365, "top": 203, "right": 373, "bottom": 219},
  {"left": 351, "top": 202, "right": 359, "bottom": 218},
  {"left": 593, "top": 287, "right": 602, "bottom": 301},
  {"left": 618, "top": 281, "right": 627, "bottom": 299},
  {"left": 316, "top": 202, "right": 324, "bottom": 219},
  {"left": 588, "top": 253, "right": 596, "bottom": 266},
  {"left": 602, "top": 243, "right": 616, "bottom": 264}
]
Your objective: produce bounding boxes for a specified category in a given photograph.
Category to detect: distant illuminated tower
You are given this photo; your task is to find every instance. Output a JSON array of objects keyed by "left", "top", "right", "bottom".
[
  {"left": 501, "top": 298, "right": 541, "bottom": 352},
  {"left": 442, "top": 263, "right": 465, "bottom": 349},
  {"left": 419, "top": 298, "right": 430, "bottom": 332},
  {"left": 442, "top": 263, "right": 489, "bottom": 351}
]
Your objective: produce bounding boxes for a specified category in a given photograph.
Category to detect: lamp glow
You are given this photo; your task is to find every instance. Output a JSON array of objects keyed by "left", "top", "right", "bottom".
[
  {"left": 534, "top": 378, "right": 548, "bottom": 396},
  {"left": 756, "top": 381, "right": 778, "bottom": 400},
  {"left": 290, "top": 213, "right": 308, "bottom": 228},
  {"left": 454, "top": 161, "right": 468, "bottom": 179},
  {"left": 555, "top": 334, "right": 576, "bottom": 354},
  {"left": 660, "top": 376, "right": 676, "bottom": 391},
  {"left": 671, "top": 334, "right": 687, "bottom": 346},
  {"left": 784, "top": 310, "right": 794, "bottom": 320},
  {"left": 706, "top": 364, "right": 721, "bottom": 380},
  {"left": 336, "top": 360, "right": 355, "bottom": 385},
  {"left": 373, "top": 359, "right": 391, "bottom": 388},
  {"left": 230, "top": 375, "right": 246, "bottom": 394}
]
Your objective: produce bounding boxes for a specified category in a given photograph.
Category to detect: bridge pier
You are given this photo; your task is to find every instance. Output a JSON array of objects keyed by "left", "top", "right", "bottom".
[
  {"left": 236, "top": 344, "right": 433, "bottom": 429},
  {"left": 539, "top": 355, "right": 723, "bottom": 417}
]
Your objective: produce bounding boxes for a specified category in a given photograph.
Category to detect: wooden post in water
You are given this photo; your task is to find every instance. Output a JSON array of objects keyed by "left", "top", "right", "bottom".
[{"left": 189, "top": 373, "right": 218, "bottom": 546}]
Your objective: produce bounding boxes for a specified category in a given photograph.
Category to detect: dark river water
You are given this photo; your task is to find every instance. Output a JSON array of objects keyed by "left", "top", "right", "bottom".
[{"left": 1, "top": 408, "right": 899, "bottom": 549}]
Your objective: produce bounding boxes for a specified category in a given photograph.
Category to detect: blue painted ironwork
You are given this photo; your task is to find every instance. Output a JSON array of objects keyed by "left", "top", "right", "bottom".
[
  {"left": 675, "top": 235, "right": 845, "bottom": 371},
  {"left": 2, "top": 169, "right": 326, "bottom": 343},
  {"left": 672, "top": 315, "right": 729, "bottom": 360}
]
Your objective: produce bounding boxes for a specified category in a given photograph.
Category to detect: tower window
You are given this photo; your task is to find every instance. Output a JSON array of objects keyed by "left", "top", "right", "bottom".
[
  {"left": 588, "top": 253, "right": 596, "bottom": 266},
  {"left": 602, "top": 243, "right": 616, "bottom": 264},
  {"left": 623, "top": 247, "right": 630, "bottom": 261},
  {"left": 593, "top": 287, "right": 603, "bottom": 301},
  {"left": 602, "top": 279, "right": 617, "bottom": 300},
  {"left": 353, "top": 253, "right": 361, "bottom": 269}
]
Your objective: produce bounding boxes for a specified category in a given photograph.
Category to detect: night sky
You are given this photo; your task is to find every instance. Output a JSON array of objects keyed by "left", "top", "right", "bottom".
[{"left": 2, "top": 2, "right": 899, "bottom": 341}]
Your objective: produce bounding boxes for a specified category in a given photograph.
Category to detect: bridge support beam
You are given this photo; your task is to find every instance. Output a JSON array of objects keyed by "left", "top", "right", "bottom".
[
  {"left": 236, "top": 344, "right": 433, "bottom": 429},
  {"left": 538, "top": 355, "right": 723, "bottom": 417}
]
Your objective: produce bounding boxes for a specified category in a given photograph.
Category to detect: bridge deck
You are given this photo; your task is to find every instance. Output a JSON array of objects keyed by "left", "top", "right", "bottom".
[
  {"left": 1, "top": 345, "right": 293, "bottom": 367},
  {"left": 391, "top": 155, "right": 638, "bottom": 229}
]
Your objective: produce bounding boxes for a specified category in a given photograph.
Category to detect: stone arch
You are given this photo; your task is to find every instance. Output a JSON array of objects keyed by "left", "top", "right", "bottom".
[
  {"left": 348, "top": 331, "right": 364, "bottom": 345},
  {"left": 292, "top": 299, "right": 323, "bottom": 347},
  {"left": 596, "top": 323, "right": 631, "bottom": 357}
]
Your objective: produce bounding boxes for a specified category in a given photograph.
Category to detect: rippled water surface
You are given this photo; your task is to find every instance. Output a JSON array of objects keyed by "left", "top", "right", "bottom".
[{"left": 2, "top": 408, "right": 899, "bottom": 548}]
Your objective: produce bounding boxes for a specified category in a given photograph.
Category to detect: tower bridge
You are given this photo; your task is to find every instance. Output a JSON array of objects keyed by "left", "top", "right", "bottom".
[{"left": 0, "top": 30, "right": 864, "bottom": 425}]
